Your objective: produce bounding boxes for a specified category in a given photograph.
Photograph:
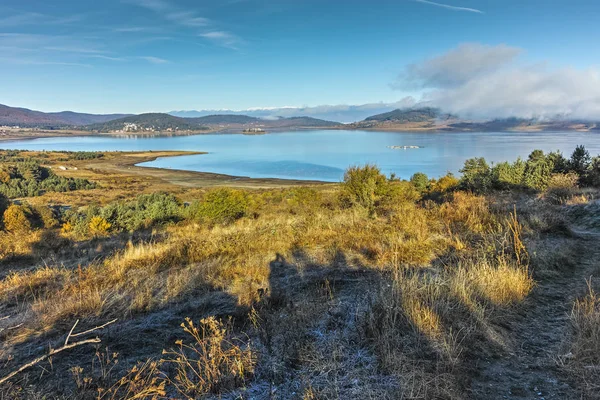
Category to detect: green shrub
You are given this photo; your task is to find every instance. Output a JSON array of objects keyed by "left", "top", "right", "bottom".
[
  {"left": 101, "top": 192, "right": 182, "bottom": 231},
  {"left": 410, "top": 172, "right": 429, "bottom": 192},
  {"left": 285, "top": 187, "right": 322, "bottom": 213},
  {"left": 0, "top": 162, "right": 96, "bottom": 198},
  {"left": 523, "top": 151, "right": 554, "bottom": 190},
  {"left": 491, "top": 159, "right": 525, "bottom": 189},
  {"left": 569, "top": 145, "right": 591, "bottom": 176},
  {"left": 587, "top": 157, "right": 600, "bottom": 187},
  {"left": 460, "top": 158, "right": 492, "bottom": 192},
  {"left": 340, "top": 165, "right": 391, "bottom": 212},
  {"left": 188, "top": 188, "right": 249, "bottom": 224},
  {"left": 548, "top": 151, "right": 569, "bottom": 173}
]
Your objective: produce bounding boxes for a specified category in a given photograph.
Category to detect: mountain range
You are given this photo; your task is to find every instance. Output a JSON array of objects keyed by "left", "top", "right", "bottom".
[
  {"left": 1, "top": 103, "right": 599, "bottom": 133},
  {"left": 0, "top": 104, "right": 131, "bottom": 127}
]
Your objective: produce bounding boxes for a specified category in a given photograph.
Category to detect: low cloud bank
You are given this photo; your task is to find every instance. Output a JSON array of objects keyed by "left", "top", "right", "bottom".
[
  {"left": 170, "top": 98, "right": 417, "bottom": 123},
  {"left": 393, "top": 43, "right": 600, "bottom": 120}
]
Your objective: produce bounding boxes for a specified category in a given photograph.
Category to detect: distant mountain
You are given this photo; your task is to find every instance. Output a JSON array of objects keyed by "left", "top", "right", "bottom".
[
  {"left": 47, "top": 111, "right": 132, "bottom": 126},
  {"left": 266, "top": 116, "right": 342, "bottom": 128},
  {"left": 188, "top": 114, "right": 261, "bottom": 125},
  {"left": 355, "top": 107, "right": 600, "bottom": 132},
  {"left": 85, "top": 113, "right": 209, "bottom": 132},
  {"left": 0, "top": 104, "right": 64, "bottom": 127},
  {"left": 182, "top": 114, "right": 341, "bottom": 130},
  {"left": 168, "top": 99, "right": 419, "bottom": 123},
  {"left": 0, "top": 104, "right": 131, "bottom": 127},
  {"left": 364, "top": 107, "right": 442, "bottom": 123}
]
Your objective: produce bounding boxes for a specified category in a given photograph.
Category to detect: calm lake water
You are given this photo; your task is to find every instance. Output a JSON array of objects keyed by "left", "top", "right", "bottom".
[{"left": 3, "top": 130, "right": 600, "bottom": 182}]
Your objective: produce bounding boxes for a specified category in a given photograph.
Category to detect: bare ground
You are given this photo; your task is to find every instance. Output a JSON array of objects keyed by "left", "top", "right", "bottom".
[{"left": 470, "top": 228, "right": 600, "bottom": 399}]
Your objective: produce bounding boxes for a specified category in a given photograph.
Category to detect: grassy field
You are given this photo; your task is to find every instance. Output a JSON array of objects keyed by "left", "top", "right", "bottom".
[{"left": 0, "top": 149, "right": 599, "bottom": 399}]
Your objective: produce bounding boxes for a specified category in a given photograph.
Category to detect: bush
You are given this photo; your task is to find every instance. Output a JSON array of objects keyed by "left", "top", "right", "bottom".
[
  {"left": 285, "top": 187, "right": 322, "bottom": 213},
  {"left": 569, "top": 145, "right": 591, "bottom": 176},
  {"left": 188, "top": 188, "right": 249, "bottom": 224},
  {"left": 0, "top": 161, "right": 96, "bottom": 198},
  {"left": 460, "top": 158, "right": 492, "bottom": 192},
  {"left": 340, "top": 165, "right": 391, "bottom": 212},
  {"left": 523, "top": 151, "right": 554, "bottom": 190},
  {"left": 548, "top": 151, "right": 569, "bottom": 173},
  {"left": 491, "top": 159, "right": 525, "bottom": 189},
  {"left": 3, "top": 204, "right": 31, "bottom": 233},
  {"left": 0, "top": 193, "right": 8, "bottom": 220},
  {"left": 33, "top": 205, "right": 59, "bottom": 229},
  {"left": 89, "top": 216, "right": 111, "bottom": 237},
  {"left": 427, "top": 173, "right": 459, "bottom": 201},
  {"left": 410, "top": 172, "right": 429, "bottom": 192},
  {"left": 587, "top": 157, "right": 600, "bottom": 188},
  {"left": 545, "top": 173, "right": 579, "bottom": 204},
  {"left": 101, "top": 192, "right": 182, "bottom": 231}
]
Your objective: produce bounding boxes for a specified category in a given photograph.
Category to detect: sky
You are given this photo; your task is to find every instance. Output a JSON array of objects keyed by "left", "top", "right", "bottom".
[{"left": 1, "top": 0, "right": 600, "bottom": 118}]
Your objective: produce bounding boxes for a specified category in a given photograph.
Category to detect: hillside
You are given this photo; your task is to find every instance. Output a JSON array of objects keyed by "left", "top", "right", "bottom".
[
  {"left": 85, "top": 113, "right": 209, "bottom": 132},
  {"left": 184, "top": 114, "right": 342, "bottom": 131},
  {"left": 47, "top": 111, "right": 132, "bottom": 126},
  {"left": 0, "top": 104, "right": 130, "bottom": 127},
  {"left": 266, "top": 116, "right": 342, "bottom": 128},
  {"left": 188, "top": 114, "right": 261, "bottom": 125},
  {"left": 364, "top": 107, "right": 441, "bottom": 122},
  {"left": 0, "top": 104, "right": 66, "bottom": 127}
]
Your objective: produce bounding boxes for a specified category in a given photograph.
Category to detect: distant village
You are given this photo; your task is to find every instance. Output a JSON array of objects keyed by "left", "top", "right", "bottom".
[{"left": 117, "top": 123, "right": 180, "bottom": 133}]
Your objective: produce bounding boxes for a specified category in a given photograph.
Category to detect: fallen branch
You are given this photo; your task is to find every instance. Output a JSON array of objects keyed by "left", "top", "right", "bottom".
[
  {"left": 0, "top": 338, "right": 100, "bottom": 385},
  {"left": 70, "top": 318, "right": 117, "bottom": 339},
  {"left": 0, "top": 318, "right": 118, "bottom": 385}
]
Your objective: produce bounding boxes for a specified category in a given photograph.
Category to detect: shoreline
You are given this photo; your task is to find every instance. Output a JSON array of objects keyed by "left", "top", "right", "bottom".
[{"left": 70, "top": 151, "right": 332, "bottom": 189}]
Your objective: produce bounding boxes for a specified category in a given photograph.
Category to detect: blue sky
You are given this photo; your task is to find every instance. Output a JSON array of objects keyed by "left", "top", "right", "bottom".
[{"left": 1, "top": 0, "right": 599, "bottom": 115}]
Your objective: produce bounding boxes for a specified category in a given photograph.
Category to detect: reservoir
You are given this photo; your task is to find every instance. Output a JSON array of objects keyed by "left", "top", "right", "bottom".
[{"left": 2, "top": 130, "right": 600, "bottom": 182}]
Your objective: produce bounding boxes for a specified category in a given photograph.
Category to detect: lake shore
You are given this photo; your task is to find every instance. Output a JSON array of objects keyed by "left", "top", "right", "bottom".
[{"left": 66, "top": 151, "right": 330, "bottom": 191}]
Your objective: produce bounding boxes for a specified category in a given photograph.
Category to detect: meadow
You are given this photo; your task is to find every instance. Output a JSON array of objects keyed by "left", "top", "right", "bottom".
[{"left": 0, "top": 147, "right": 599, "bottom": 399}]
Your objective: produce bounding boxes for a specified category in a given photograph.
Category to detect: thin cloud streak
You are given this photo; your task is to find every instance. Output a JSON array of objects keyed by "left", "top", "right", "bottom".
[
  {"left": 413, "top": 0, "right": 483, "bottom": 14},
  {"left": 139, "top": 56, "right": 169, "bottom": 64},
  {"left": 0, "top": 12, "right": 84, "bottom": 27},
  {"left": 126, "top": 0, "right": 211, "bottom": 27},
  {"left": 199, "top": 31, "right": 241, "bottom": 49},
  {"left": 44, "top": 46, "right": 107, "bottom": 54}
]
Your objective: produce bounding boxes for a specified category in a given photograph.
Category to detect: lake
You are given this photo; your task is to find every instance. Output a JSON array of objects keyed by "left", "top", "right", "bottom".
[{"left": 3, "top": 130, "right": 600, "bottom": 182}]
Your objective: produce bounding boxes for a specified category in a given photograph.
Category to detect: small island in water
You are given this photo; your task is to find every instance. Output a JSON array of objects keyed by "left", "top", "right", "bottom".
[
  {"left": 387, "top": 145, "right": 421, "bottom": 150},
  {"left": 243, "top": 127, "right": 266, "bottom": 135}
]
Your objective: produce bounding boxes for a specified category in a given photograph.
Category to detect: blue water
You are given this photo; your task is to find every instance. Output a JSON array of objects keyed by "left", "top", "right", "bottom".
[{"left": 2, "top": 130, "right": 600, "bottom": 182}]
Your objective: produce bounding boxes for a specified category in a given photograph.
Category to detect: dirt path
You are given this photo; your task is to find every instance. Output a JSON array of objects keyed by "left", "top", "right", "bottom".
[{"left": 470, "top": 230, "right": 600, "bottom": 399}]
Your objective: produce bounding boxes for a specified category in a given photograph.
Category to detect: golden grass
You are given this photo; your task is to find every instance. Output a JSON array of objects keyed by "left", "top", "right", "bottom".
[
  {"left": 568, "top": 280, "right": 600, "bottom": 397},
  {"left": 451, "top": 257, "right": 533, "bottom": 306},
  {"left": 0, "top": 181, "right": 546, "bottom": 398}
]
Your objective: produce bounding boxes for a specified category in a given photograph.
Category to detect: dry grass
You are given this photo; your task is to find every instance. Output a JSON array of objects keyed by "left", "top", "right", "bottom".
[
  {"left": 568, "top": 280, "right": 600, "bottom": 398},
  {"left": 161, "top": 317, "right": 255, "bottom": 397},
  {"left": 0, "top": 173, "right": 555, "bottom": 398}
]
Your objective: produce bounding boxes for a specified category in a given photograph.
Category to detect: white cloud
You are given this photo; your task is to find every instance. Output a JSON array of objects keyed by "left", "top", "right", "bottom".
[
  {"left": 126, "top": 0, "right": 211, "bottom": 28},
  {"left": 44, "top": 46, "right": 107, "bottom": 54},
  {"left": 0, "top": 12, "right": 83, "bottom": 27},
  {"left": 393, "top": 43, "right": 600, "bottom": 120},
  {"left": 139, "top": 56, "right": 169, "bottom": 64},
  {"left": 412, "top": 0, "right": 483, "bottom": 14},
  {"left": 199, "top": 31, "right": 241, "bottom": 49},
  {"left": 394, "top": 43, "right": 521, "bottom": 89}
]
